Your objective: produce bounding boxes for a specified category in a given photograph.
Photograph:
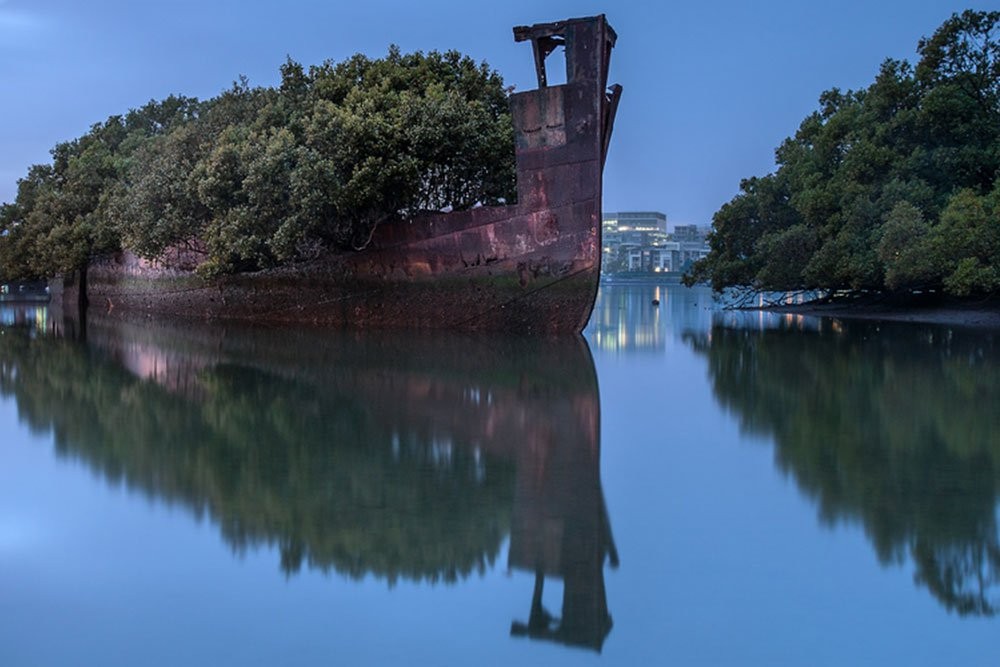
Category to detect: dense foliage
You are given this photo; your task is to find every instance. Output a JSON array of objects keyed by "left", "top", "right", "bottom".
[
  {"left": 687, "top": 10, "right": 1000, "bottom": 297},
  {"left": 0, "top": 48, "right": 515, "bottom": 279},
  {"left": 687, "top": 322, "right": 1000, "bottom": 615}
]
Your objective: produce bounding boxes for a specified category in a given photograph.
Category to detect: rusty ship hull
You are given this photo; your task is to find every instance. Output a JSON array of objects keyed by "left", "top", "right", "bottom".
[{"left": 64, "top": 16, "right": 621, "bottom": 334}]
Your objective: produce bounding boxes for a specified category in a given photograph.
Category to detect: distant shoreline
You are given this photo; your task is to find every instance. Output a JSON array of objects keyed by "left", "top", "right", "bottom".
[
  {"left": 600, "top": 274, "right": 685, "bottom": 284},
  {"left": 764, "top": 296, "right": 1000, "bottom": 329}
]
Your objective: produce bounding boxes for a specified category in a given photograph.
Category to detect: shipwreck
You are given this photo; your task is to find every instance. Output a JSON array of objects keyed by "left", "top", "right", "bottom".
[{"left": 52, "top": 15, "right": 621, "bottom": 333}]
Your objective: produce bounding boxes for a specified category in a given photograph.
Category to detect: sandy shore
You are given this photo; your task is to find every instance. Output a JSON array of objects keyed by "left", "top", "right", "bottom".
[{"left": 766, "top": 298, "right": 1000, "bottom": 329}]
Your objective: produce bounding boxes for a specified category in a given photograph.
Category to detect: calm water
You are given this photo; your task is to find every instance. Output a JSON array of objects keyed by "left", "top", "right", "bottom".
[{"left": 2, "top": 285, "right": 998, "bottom": 666}]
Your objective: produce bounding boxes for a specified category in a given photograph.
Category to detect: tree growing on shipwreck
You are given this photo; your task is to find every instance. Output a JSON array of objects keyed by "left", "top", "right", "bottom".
[
  {"left": 0, "top": 49, "right": 516, "bottom": 279},
  {"left": 2, "top": 15, "right": 622, "bottom": 333}
]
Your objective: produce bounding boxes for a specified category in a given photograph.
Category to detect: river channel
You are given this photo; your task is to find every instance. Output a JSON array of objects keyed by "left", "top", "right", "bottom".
[{"left": 1, "top": 284, "right": 997, "bottom": 665}]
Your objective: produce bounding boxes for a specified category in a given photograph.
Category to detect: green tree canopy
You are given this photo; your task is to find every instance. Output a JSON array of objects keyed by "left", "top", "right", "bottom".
[
  {"left": 0, "top": 48, "right": 515, "bottom": 280},
  {"left": 687, "top": 10, "right": 1000, "bottom": 298}
]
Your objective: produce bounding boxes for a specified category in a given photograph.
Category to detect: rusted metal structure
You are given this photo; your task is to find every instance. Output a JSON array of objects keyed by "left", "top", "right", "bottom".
[{"left": 75, "top": 15, "right": 620, "bottom": 333}]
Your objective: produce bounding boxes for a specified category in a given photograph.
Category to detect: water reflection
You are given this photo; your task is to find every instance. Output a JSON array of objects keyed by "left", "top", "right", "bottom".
[
  {"left": 0, "top": 309, "right": 617, "bottom": 650},
  {"left": 0, "top": 303, "right": 49, "bottom": 330},
  {"left": 508, "top": 386, "right": 619, "bottom": 650},
  {"left": 687, "top": 318, "right": 1000, "bottom": 616},
  {"left": 588, "top": 283, "right": 714, "bottom": 354}
]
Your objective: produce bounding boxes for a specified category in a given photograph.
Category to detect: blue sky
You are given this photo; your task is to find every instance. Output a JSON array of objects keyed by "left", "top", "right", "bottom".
[{"left": 0, "top": 0, "right": 994, "bottom": 227}]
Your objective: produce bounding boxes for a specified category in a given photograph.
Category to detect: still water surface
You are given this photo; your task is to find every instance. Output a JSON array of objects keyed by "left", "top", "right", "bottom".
[{"left": 1, "top": 285, "right": 998, "bottom": 665}]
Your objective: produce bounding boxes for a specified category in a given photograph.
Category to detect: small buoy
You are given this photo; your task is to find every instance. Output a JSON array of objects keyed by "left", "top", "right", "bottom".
[{"left": 651, "top": 299, "right": 660, "bottom": 306}]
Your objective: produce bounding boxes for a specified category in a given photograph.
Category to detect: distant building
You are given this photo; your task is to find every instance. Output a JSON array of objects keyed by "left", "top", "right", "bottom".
[
  {"left": 671, "top": 224, "right": 711, "bottom": 270},
  {"left": 601, "top": 212, "right": 708, "bottom": 275},
  {"left": 672, "top": 224, "right": 700, "bottom": 242}
]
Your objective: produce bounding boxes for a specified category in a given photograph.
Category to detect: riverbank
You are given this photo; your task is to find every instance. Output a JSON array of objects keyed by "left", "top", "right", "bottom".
[{"left": 766, "top": 294, "right": 1000, "bottom": 329}]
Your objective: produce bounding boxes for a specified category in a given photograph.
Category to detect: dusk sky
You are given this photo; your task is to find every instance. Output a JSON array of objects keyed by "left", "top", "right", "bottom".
[{"left": 1, "top": 0, "right": 994, "bottom": 228}]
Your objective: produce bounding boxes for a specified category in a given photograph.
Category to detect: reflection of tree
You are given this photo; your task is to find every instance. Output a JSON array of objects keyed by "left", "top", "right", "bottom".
[
  {"left": 2, "top": 312, "right": 619, "bottom": 649},
  {"left": 1, "top": 329, "right": 516, "bottom": 582},
  {"left": 688, "top": 322, "right": 1000, "bottom": 615},
  {"left": 1, "top": 316, "right": 610, "bottom": 585}
]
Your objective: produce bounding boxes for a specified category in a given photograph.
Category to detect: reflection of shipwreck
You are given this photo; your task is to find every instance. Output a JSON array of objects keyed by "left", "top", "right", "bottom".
[
  {"left": 2, "top": 309, "right": 618, "bottom": 650},
  {"left": 507, "top": 394, "right": 619, "bottom": 652},
  {"left": 56, "top": 15, "right": 620, "bottom": 333}
]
